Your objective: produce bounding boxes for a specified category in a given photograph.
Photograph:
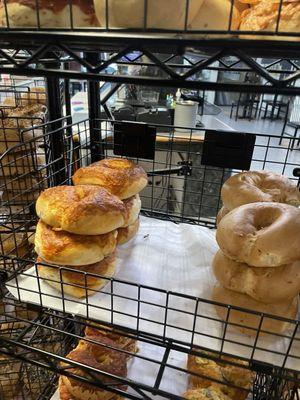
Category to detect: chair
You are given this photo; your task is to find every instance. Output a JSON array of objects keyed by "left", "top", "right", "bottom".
[{"left": 230, "top": 92, "right": 260, "bottom": 121}]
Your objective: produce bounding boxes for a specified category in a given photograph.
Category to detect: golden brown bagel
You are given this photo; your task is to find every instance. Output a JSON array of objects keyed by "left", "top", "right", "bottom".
[
  {"left": 20, "top": 88, "right": 46, "bottom": 106},
  {"left": 216, "top": 202, "right": 300, "bottom": 267},
  {"left": 216, "top": 206, "right": 229, "bottom": 225},
  {"left": 117, "top": 218, "right": 140, "bottom": 245},
  {"left": 213, "top": 250, "right": 300, "bottom": 303},
  {"left": 63, "top": 335, "right": 127, "bottom": 400},
  {"left": 72, "top": 158, "right": 148, "bottom": 200},
  {"left": 36, "top": 185, "right": 126, "bottom": 235},
  {"left": 184, "top": 387, "right": 232, "bottom": 400},
  {"left": 188, "top": 0, "right": 240, "bottom": 33},
  {"left": 0, "top": 0, "right": 98, "bottom": 28},
  {"left": 59, "top": 377, "right": 122, "bottom": 400},
  {"left": 213, "top": 285, "right": 298, "bottom": 336},
  {"left": 0, "top": 222, "right": 26, "bottom": 254},
  {"left": 187, "top": 351, "right": 252, "bottom": 400},
  {"left": 34, "top": 220, "right": 117, "bottom": 266},
  {"left": 0, "top": 151, "right": 34, "bottom": 177},
  {"left": 239, "top": 0, "right": 300, "bottom": 41},
  {"left": 123, "top": 194, "right": 141, "bottom": 227},
  {"left": 221, "top": 171, "right": 300, "bottom": 211},
  {"left": 85, "top": 324, "right": 138, "bottom": 355},
  {"left": 94, "top": 0, "right": 202, "bottom": 29},
  {"left": 37, "top": 252, "right": 117, "bottom": 298}
]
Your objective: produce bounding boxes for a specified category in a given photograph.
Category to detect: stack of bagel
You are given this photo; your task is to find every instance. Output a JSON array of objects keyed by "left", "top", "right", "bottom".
[
  {"left": 72, "top": 158, "right": 148, "bottom": 245},
  {"left": 213, "top": 170, "right": 300, "bottom": 335},
  {"left": 34, "top": 158, "right": 147, "bottom": 298},
  {"left": 59, "top": 324, "right": 137, "bottom": 400}
]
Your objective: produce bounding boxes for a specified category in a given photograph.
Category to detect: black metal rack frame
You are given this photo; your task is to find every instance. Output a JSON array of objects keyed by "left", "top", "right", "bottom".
[{"left": 0, "top": 296, "right": 298, "bottom": 400}]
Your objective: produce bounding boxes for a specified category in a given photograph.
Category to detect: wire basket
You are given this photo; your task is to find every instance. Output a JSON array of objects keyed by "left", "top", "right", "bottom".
[
  {"left": 0, "top": 306, "right": 298, "bottom": 400},
  {"left": 0, "top": 118, "right": 299, "bottom": 399},
  {"left": 0, "top": 296, "right": 75, "bottom": 399}
]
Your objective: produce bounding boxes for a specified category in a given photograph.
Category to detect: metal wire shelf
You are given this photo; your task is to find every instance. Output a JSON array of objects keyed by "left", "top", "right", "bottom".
[
  {"left": 0, "top": 118, "right": 299, "bottom": 399},
  {"left": 0, "top": 303, "right": 298, "bottom": 400}
]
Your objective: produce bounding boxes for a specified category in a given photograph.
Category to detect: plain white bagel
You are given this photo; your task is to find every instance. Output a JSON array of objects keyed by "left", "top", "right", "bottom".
[{"left": 93, "top": 0, "right": 203, "bottom": 29}]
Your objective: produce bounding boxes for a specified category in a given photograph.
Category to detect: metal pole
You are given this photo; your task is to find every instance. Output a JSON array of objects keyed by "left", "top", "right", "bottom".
[
  {"left": 45, "top": 59, "right": 66, "bottom": 186},
  {"left": 85, "top": 52, "right": 103, "bottom": 163}
]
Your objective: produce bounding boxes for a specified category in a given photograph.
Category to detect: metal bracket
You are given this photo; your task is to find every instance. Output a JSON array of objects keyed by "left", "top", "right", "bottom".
[{"left": 148, "top": 161, "right": 192, "bottom": 179}]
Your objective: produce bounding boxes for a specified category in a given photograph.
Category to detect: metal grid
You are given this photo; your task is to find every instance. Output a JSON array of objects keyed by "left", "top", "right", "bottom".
[
  {"left": 0, "top": 46, "right": 299, "bottom": 95},
  {"left": 0, "top": 0, "right": 298, "bottom": 38},
  {"left": 0, "top": 306, "right": 298, "bottom": 400},
  {"left": 0, "top": 296, "right": 74, "bottom": 399},
  {"left": 0, "top": 118, "right": 299, "bottom": 399}
]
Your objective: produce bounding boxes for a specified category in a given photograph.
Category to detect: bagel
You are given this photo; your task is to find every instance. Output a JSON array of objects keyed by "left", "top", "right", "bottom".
[
  {"left": 37, "top": 252, "right": 117, "bottom": 298},
  {"left": 63, "top": 335, "right": 127, "bottom": 400},
  {"left": 216, "top": 202, "right": 300, "bottom": 267},
  {"left": 187, "top": 351, "right": 253, "bottom": 400},
  {"left": 36, "top": 185, "right": 126, "bottom": 235},
  {"left": 0, "top": 0, "right": 98, "bottom": 28},
  {"left": 213, "top": 285, "right": 298, "bottom": 335},
  {"left": 221, "top": 171, "right": 300, "bottom": 211},
  {"left": 239, "top": 1, "right": 300, "bottom": 41},
  {"left": 85, "top": 324, "right": 138, "bottom": 355},
  {"left": 59, "top": 378, "right": 122, "bottom": 400},
  {"left": 117, "top": 218, "right": 140, "bottom": 245},
  {"left": 72, "top": 158, "right": 148, "bottom": 200},
  {"left": 34, "top": 220, "right": 117, "bottom": 266},
  {"left": 20, "top": 88, "right": 46, "bottom": 106},
  {"left": 94, "top": 0, "right": 202, "bottom": 30},
  {"left": 0, "top": 152, "right": 34, "bottom": 177},
  {"left": 0, "top": 222, "right": 26, "bottom": 254},
  {"left": 123, "top": 194, "right": 141, "bottom": 227},
  {"left": 213, "top": 250, "right": 300, "bottom": 303},
  {"left": 184, "top": 387, "right": 232, "bottom": 400},
  {"left": 188, "top": 0, "right": 240, "bottom": 33},
  {"left": 216, "top": 206, "right": 229, "bottom": 225}
]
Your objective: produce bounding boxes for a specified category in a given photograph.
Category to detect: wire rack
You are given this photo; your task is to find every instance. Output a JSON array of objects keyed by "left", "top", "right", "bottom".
[
  {"left": 0, "top": 0, "right": 298, "bottom": 38},
  {"left": 0, "top": 296, "right": 75, "bottom": 399},
  {"left": 0, "top": 304, "right": 298, "bottom": 400}
]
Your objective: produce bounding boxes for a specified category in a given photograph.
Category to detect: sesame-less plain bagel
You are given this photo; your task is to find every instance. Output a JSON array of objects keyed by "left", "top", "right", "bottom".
[
  {"left": 93, "top": 0, "right": 202, "bottom": 29},
  {"left": 188, "top": 0, "right": 240, "bottom": 33},
  {"left": 213, "top": 285, "right": 298, "bottom": 336},
  {"left": 213, "top": 250, "right": 300, "bottom": 303},
  {"left": 216, "top": 202, "right": 300, "bottom": 267},
  {"left": 72, "top": 158, "right": 148, "bottom": 200},
  {"left": 221, "top": 171, "right": 300, "bottom": 211},
  {"left": 36, "top": 185, "right": 126, "bottom": 235}
]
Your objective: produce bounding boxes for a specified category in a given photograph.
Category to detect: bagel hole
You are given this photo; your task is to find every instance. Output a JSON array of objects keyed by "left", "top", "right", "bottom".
[{"left": 253, "top": 208, "right": 280, "bottom": 231}]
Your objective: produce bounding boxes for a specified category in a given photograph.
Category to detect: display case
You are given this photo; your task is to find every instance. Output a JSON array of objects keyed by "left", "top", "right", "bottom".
[{"left": 0, "top": 1, "right": 299, "bottom": 398}]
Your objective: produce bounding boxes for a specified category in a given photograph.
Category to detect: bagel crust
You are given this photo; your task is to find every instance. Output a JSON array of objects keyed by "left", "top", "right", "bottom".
[
  {"left": 63, "top": 335, "right": 127, "bottom": 400},
  {"left": 37, "top": 252, "right": 117, "bottom": 298},
  {"left": 122, "top": 194, "right": 141, "bottom": 227},
  {"left": 216, "top": 206, "right": 229, "bottom": 226},
  {"left": 213, "top": 286, "right": 298, "bottom": 336},
  {"left": 36, "top": 185, "right": 126, "bottom": 235},
  {"left": 117, "top": 218, "right": 140, "bottom": 245},
  {"left": 34, "top": 220, "right": 117, "bottom": 266},
  {"left": 213, "top": 250, "right": 300, "bottom": 303},
  {"left": 216, "top": 202, "right": 300, "bottom": 267},
  {"left": 187, "top": 351, "right": 253, "bottom": 400},
  {"left": 72, "top": 158, "right": 148, "bottom": 200},
  {"left": 94, "top": 0, "right": 202, "bottom": 29},
  {"left": 221, "top": 171, "right": 300, "bottom": 211}
]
